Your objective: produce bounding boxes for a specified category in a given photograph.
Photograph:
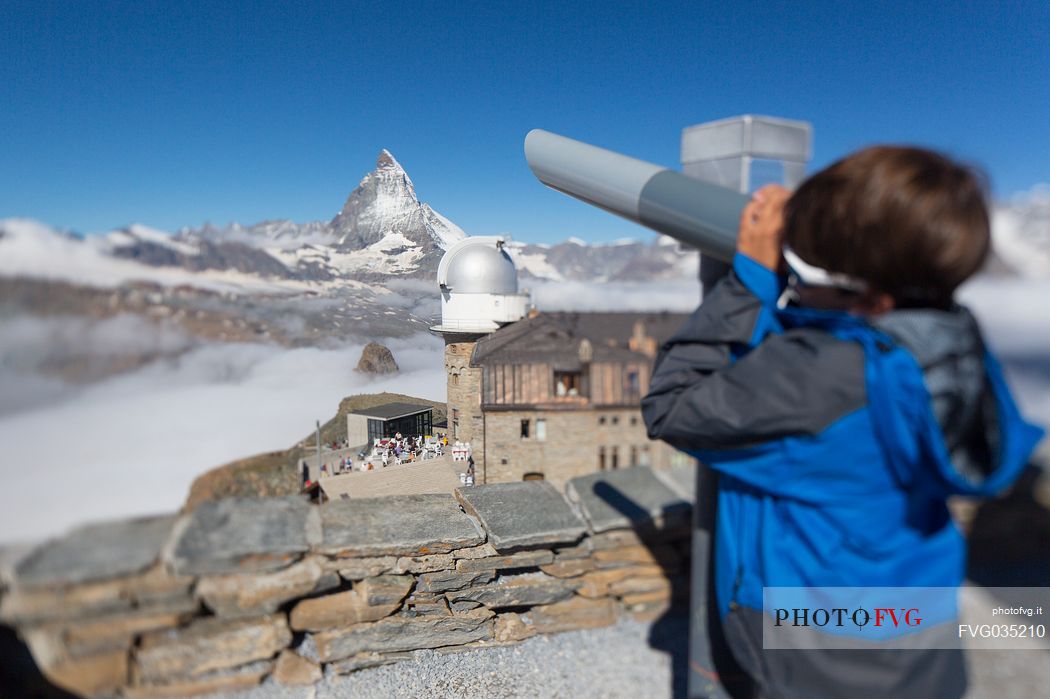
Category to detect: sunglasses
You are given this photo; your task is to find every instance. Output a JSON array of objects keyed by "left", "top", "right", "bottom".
[{"left": 782, "top": 246, "right": 868, "bottom": 294}]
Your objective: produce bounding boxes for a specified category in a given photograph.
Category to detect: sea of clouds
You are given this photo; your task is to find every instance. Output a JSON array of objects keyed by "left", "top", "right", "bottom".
[{"left": 0, "top": 333, "right": 448, "bottom": 544}]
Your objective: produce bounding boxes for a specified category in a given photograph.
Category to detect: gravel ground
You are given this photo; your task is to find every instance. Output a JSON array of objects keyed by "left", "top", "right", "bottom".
[
  {"left": 216, "top": 613, "right": 687, "bottom": 699},
  {"left": 209, "top": 604, "right": 1050, "bottom": 699}
]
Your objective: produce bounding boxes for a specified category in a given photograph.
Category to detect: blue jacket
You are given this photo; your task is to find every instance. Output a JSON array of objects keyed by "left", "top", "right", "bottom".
[{"left": 641, "top": 254, "right": 1044, "bottom": 698}]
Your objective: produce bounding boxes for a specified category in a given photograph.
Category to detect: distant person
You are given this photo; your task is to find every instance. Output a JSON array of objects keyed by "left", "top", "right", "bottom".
[{"left": 642, "top": 147, "right": 1044, "bottom": 699}]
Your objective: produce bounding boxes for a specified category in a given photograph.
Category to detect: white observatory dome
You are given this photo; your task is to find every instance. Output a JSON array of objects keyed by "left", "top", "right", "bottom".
[
  {"left": 432, "top": 237, "right": 530, "bottom": 335},
  {"left": 442, "top": 240, "right": 518, "bottom": 294}
]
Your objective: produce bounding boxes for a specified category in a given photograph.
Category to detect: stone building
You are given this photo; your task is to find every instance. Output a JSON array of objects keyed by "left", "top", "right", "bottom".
[
  {"left": 468, "top": 311, "right": 693, "bottom": 485},
  {"left": 431, "top": 236, "right": 693, "bottom": 488}
]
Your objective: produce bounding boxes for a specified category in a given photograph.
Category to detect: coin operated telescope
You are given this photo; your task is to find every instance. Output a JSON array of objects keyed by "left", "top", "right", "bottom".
[
  {"left": 524, "top": 115, "right": 812, "bottom": 290},
  {"left": 525, "top": 116, "right": 812, "bottom": 699}
]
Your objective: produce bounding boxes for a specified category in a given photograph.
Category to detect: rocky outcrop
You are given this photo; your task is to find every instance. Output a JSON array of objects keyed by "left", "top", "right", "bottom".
[{"left": 355, "top": 342, "right": 399, "bottom": 374}]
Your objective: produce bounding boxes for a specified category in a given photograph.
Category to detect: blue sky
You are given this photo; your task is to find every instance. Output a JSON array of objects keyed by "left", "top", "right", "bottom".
[{"left": 2, "top": 1, "right": 1047, "bottom": 244}]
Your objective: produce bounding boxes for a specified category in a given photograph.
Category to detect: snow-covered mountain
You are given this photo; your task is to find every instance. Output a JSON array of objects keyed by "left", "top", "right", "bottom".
[
  {"left": 105, "top": 150, "right": 469, "bottom": 283},
  {"left": 330, "top": 150, "right": 465, "bottom": 252},
  {"left": 507, "top": 235, "right": 698, "bottom": 284},
  {"left": 3, "top": 154, "right": 1047, "bottom": 304},
  {"left": 0, "top": 149, "right": 712, "bottom": 296},
  {"left": 109, "top": 223, "right": 298, "bottom": 279},
  {"left": 161, "top": 150, "right": 469, "bottom": 282},
  {"left": 992, "top": 186, "right": 1050, "bottom": 279}
]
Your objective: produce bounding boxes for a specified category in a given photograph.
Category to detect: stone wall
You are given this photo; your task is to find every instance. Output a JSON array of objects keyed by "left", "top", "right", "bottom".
[
  {"left": 0, "top": 466, "right": 694, "bottom": 698},
  {"left": 483, "top": 406, "right": 689, "bottom": 485}
]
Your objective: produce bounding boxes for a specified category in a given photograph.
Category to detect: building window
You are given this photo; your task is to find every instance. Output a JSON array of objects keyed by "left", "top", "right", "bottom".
[
  {"left": 598, "top": 415, "right": 606, "bottom": 426},
  {"left": 630, "top": 445, "right": 638, "bottom": 467},
  {"left": 611, "top": 446, "right": 620, "bottom": 470},
  {"left": 376, "top": 411, "right": 433, "bottom": 440},
  {"left": 501, "top": 458, "right": 508, "bottom": 465},
  {"left": 452, "top": 408, "right": 459, "bottom": 439},
  {"left": 523, "top": 472, "right": 545, "bottom": 481},
  {"left": 536, "top": 419, "right": 547, "bottom": 442},
  {"left": 639, "top": 444, "right": 652, "bottom": 467},
  {"left": 630, "top": 415, "right": 638, "bottom": 426},
  {"left": 611, "top": 415, "right": 619, "bottom": 426},
  {"left": 626, "top": 369, "right": 640, "bottom": 398},
  {"left": 598, "top": 446, "right": 606, "bottom": 470},
  {"left": 367, "top": 418, "right": 383, "bottom": 445},
  {"left": 554, "top": 371, "right": 582, "bottom": 397},
  {"left": 451, "top": 373, "right": 460, "bottom": 386},
  {"left": 521, "top": 419, "right": 530, "bottom": 439}
]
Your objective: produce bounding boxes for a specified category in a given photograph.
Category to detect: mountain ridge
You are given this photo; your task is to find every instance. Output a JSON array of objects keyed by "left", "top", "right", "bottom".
[{"left": 0, "top": 149, "right": 710, "bottom": 291}]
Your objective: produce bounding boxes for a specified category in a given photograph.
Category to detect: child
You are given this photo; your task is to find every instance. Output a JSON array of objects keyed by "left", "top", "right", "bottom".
[{"left": 641, "top": 146, "right": 1044, "bottom": 699}]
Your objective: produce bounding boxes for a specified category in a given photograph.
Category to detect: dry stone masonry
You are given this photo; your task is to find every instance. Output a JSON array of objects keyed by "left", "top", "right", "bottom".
[{"left": 0, "top": 466, "right": 694, "bottom": 698}]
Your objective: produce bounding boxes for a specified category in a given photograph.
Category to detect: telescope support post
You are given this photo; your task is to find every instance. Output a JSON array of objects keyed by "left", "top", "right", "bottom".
[{"left": 681, "top": 116, "right": 811, "bottom": 698}]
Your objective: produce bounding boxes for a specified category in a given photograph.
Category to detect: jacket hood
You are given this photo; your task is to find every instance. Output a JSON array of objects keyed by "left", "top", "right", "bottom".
[{"left": 875, "top": 305, "right": 1043, "bottom": 491}]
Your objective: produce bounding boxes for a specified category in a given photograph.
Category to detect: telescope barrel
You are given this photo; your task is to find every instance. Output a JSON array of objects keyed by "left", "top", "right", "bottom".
[{"left": 524, "top": 129, "right": 751, "bottom": 262}]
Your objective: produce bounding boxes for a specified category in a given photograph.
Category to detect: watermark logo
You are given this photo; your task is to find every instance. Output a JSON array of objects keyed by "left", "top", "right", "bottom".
[
  {"left": 772, "top": 606, "right": 923, "bottom": 629},
  {"left": 762, "top": 586, "right": 1049, "bottom": 650}
]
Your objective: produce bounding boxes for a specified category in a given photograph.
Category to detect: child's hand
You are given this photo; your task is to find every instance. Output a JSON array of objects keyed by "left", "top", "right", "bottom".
[{"left": 738, "top": 184, "right": 790, "bottom": 272}]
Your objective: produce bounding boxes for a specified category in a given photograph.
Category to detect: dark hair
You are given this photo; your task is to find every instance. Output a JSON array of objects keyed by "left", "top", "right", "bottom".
[{"left": 783, "top": 146, "right": 990, "bottom": 307}]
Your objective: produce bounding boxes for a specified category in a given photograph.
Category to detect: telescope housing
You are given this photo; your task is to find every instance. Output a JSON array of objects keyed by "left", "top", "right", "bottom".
[
  {"left": 524, "top": 129, "right": 750, "bottom": 262},
  {"left": 524, "top": 120, "right": 811, "bottom": 263}
]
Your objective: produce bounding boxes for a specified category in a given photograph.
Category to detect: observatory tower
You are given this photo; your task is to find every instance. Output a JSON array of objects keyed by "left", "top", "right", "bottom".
[{"left": 430, "top": 236, "right": 530, "bottom": 449}]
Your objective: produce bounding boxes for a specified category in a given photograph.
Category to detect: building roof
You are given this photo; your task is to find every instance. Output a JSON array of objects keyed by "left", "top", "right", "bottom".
[
  {"left": 349, "top": 402, "right": 434, "bottom": 420},
  {"left": 471, "top": 311, "right": 689, "bottom": 366}
]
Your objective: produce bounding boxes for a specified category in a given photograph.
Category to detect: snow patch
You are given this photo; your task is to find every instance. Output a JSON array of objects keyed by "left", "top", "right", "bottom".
[
  {"left": 323, "top": 243, "right": 425, "bottom": 276},
  {"left": 505, "top": 247, "right": 565, "bottom": 282},
  {"left": 114, "top": 224, "right": 200, "bottom": 256},
  {"left": 370, "top": 231, "right": 419, "bottom": 252}
]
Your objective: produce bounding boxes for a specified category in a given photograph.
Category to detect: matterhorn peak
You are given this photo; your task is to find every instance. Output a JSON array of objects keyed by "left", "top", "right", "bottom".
[
  {"left": 376, "top": 149, "right": 405, "bottom": 172},
  {"left": 327, "top": 149, "right": 464, "bottom": 259},
  {"left": 366, "top": 148, "right": 415, "bottom": 194}
]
